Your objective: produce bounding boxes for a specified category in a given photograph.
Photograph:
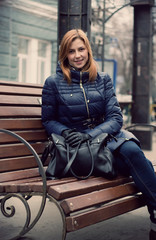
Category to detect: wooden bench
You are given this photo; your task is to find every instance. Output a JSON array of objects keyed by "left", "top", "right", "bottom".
[{"left": 0, "top": 80, "right": 155, "bottom": 240}]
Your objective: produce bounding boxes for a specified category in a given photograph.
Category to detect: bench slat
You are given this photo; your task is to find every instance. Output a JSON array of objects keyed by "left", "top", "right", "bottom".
[
  {"left": 61, "top": 182, "right": 139, "bottom": 214},
  {"left": 66, "top": 196, "right": 145, "bottom": 232},
  {"left": 0, "top": 177, "right": 43, "bottom": 187},
  {"left": 0, "top": 156, "right": 39, "bottom": 172},
  {"left": 0, "top": 95, "right": 41, "bottom": 106},
  {"left": 0, "top": 130, "right": 47, "bottom": 144},
  {"left": 48, "top": 176, "right": 132, "bottom": 200},
  {"left": 0, "top": 80, "right": 42, "bottom": 88},
  {"left": 0, "top": 142, "right": 45, "bottom": 158},
  {"left": 0, "top": 119, "right": 43, "bottom": 130},
  {"left": 6, "top": 178, "right": 77, "bottom": 193},
  {"left": 0, "top": 168, "right": 40, "bottom": 182},
  {"left": 0, "top": 177, "right": 75, "bottom": 187},
  {"left": 0, "top": 85, "right": 42, "bottom": 96},
  {"left": 0, "top": 106, "right": 41, "bottom": 117},
  {"left": 0, "top": 177, "right": 77, "bottom": 193}
]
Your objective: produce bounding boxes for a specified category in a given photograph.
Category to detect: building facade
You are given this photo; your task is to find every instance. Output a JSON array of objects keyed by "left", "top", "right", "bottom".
[{"left": 0, "top": 0, "right": 58, "bottom": 84}]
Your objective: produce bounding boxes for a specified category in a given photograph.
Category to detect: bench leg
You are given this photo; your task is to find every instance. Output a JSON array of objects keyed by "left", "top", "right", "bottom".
[{"left": 47, "top": 194, "right": 67, "bottom": 240}]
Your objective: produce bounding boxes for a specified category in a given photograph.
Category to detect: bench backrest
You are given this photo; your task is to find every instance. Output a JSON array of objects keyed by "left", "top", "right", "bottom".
[{"left": 0, "top": 80, "right": 48, "bottom": 182}]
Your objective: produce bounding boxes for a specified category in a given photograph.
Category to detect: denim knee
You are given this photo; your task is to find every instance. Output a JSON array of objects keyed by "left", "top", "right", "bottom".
[{"left": 118, "top": 140, "right": 149, "bottom": 168}]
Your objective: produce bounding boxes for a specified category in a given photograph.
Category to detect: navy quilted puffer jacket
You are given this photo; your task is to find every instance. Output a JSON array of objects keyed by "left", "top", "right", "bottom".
[{"left": 42, "top": 64, "right": 139, "bottom": 151}]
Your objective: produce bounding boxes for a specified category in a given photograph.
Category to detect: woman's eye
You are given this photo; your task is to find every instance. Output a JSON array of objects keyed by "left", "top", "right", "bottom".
[{"left": 69, "top": 50, "right": 74, "bottom": 53}]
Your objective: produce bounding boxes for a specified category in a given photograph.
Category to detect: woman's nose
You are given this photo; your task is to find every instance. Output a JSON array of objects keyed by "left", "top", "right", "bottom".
[{"left": 75, "top": 51, "right": 80, "bottom": 58}]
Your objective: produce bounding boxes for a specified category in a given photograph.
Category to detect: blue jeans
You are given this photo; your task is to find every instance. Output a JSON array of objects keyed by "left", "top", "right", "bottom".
[{"left": 114, "top": 140, "right": 156, "bottom": 223}]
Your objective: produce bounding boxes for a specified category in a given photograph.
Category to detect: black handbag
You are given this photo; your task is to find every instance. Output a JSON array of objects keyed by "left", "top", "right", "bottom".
[{"left": 41, "top": 133, "right": 117, "bottom": 180}]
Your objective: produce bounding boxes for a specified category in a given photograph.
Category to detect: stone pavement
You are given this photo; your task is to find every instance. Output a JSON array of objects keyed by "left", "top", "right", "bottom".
[{"left": 0, "top": 133, "right": 156, "bottom": 240}]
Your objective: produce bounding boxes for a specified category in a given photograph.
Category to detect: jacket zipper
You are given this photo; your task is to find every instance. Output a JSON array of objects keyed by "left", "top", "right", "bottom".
[{"left": 80, "top": 72, "right": 90, "bottom": 119}]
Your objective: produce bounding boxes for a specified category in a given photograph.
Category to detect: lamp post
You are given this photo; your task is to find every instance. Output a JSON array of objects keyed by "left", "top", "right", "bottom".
[
  {"left": 130, "top": 0, "right": 154, "bottom": 150},
  {"left": 57, "top": 0, "right": 91, "bottom": 48},
  {"left": 130, "top": 0, "right": 154, "bottom": 123}
]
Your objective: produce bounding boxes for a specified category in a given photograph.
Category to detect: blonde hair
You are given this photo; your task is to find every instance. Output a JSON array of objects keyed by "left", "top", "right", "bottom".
[{"left": 59, "top": 29, "right": 97, "bottom": 84}]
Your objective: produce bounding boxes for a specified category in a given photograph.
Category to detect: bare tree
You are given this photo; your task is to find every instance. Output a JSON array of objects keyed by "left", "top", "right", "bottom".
[{"left": 91, "top": 0, "right": 133, "bottom": 94}]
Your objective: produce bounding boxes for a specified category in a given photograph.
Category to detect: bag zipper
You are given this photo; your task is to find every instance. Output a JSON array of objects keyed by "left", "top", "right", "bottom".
[{"left": 80, "top": 72, "right": 90, "bottom": 119}]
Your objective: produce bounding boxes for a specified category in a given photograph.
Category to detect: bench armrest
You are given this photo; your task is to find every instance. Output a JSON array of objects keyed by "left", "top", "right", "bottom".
[{"left": 0, "top": 128, "right": 47, "bottom": 238}]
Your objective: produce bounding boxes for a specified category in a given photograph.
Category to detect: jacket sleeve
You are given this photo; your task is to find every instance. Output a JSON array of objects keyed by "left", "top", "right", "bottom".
[
  {"left": 41, "top": 76, "right": 68, "bottom": 136},
  {"left": 86, "top": 73, "right": 123, "bottom": 138}
]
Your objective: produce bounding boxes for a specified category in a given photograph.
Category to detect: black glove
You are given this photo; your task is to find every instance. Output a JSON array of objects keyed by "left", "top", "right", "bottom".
[
  {"left": 62, "top": 129, "right": 91, "bottom": 147},
  {"left": 62, "top": 128, "right": 76, "bottom": 138}
]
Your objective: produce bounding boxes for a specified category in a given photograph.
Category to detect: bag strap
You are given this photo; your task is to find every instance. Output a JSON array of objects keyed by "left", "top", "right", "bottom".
[
  {"left": 61, "top": 140, "right": 94, "bottom": 180},
  {"left": 41, "top": 140, "right": 53, "bottom": 165}
]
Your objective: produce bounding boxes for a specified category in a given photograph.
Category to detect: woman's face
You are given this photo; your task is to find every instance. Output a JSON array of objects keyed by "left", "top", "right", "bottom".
[{"left": 67, "top": 38, "right": 89, "bottom": 70}]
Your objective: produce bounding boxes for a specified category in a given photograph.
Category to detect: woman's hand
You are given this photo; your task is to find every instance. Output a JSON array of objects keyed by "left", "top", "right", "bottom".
[{"left": 62, "top": 129, "right": 91, "bottom": 147}]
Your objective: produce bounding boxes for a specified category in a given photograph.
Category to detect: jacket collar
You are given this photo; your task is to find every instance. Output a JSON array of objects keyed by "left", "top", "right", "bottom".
[
  {"left": 71, "top": 70, "right": 89, "bottom": 84},
  {"left": 56, "top": 63, "right": 89, "bottom": 84}
]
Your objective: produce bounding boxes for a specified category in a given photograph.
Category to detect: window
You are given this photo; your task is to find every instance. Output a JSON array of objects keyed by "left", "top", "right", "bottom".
[
  {"left": 18, "top": 38, "right": 29, "bottom": 83},
  {"left": 18, "top": 37, "right": 51, "bottom": 84}
]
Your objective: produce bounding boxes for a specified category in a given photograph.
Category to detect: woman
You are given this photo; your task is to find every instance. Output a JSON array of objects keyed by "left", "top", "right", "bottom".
[{"left": 42, "top": 29, "right": 156, "bottom": 239}]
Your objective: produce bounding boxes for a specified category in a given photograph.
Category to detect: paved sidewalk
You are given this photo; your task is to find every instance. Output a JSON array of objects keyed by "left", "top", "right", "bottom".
[{"left": 1, "top": 133, "right": 156, "bottom": 240}]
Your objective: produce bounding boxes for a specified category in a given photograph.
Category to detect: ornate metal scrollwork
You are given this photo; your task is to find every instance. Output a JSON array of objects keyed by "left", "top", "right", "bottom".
[
  {"left": 0, "top": 129, "right": 47, "bottom": 240},
  {"left": 1, "top": 193, "right": 31, "bottom": 240},
  {"left": 1, "top": 194, "right": 16, "bottom": 218}
]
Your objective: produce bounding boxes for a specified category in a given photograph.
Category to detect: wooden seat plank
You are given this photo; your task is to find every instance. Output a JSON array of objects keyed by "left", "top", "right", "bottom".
[
  {"left": 14, "top": 178, "right": 78, "bottom": 193},
  {"left": 48, "top": 176, "right": 132, "bottom": 200},
  {"left": 0, "top": 168, "right": 40, "bottom": 182},
  {"left": 0, "top": 176, "right": 75, "bottom": 187},
  {"left": 0, "top": 177, "right": 77, "bottom": 193},
  {"left": 0, "top": 185, "right": 5, "bottom": 193},
  {"left": 61, "top": 182, "right": 139, "bottom": 214},
  {"left": 0, "top": 177, "right": 43, "bottom": 186},
  {"left": 66, "top": 196, "right": 145, "bottom": 232}
]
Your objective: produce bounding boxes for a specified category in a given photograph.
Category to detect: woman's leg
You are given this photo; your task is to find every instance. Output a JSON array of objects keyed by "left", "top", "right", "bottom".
[{"left": 114, "top": 140, "right": 156, "bottom": 224}]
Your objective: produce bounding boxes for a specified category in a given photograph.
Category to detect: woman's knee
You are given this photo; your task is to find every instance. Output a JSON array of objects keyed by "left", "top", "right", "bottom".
[
  {"left": 119, "top": 140, "right": 141, "bottom": 157},
  {"left": 118, "top": 140, "right": 146, "bottom": 165}
]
